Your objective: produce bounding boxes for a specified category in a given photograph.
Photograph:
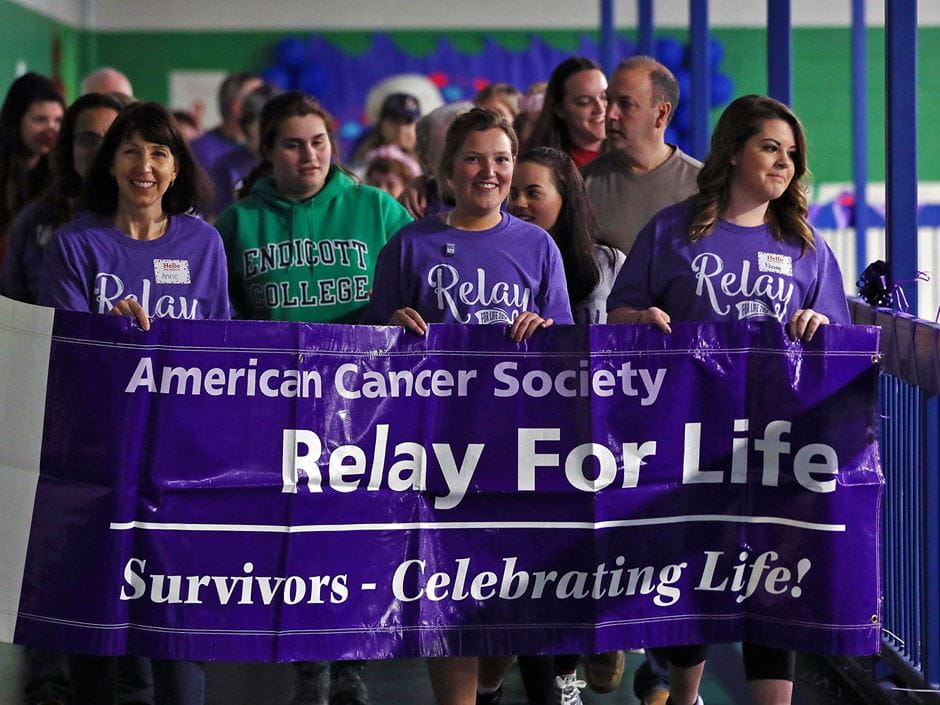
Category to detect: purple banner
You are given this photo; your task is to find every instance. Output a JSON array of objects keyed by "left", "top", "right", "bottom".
[{"left": 12, "top": 310, "right": 883, "bottom": 661}]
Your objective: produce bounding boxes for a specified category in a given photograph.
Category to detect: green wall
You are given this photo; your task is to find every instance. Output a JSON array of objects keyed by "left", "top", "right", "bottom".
[
  {"left": 5, "top": 8, "right": 939, "bottom": 188},
  {"left": 0, "top": 0, "right": 84, "bottom": 100}
]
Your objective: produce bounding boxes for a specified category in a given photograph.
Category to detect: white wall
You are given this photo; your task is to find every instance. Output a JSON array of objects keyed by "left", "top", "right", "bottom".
[
  {"left": 13, "top": 0, "right": 940, "bottom": 31},
  {"left": 7, "top": 0, "right": 82, "bottom": 25}
]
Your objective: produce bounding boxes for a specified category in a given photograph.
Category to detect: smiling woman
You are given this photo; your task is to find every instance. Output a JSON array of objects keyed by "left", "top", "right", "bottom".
[
  {"left": 0, "top": 72, "right": 64, "bottom": 262},
  {"left": 605, "top": 94, "right": 850, "bottom": 705},
  {"left": 38, "top": 101, "right": 229, "bottom": 705}
]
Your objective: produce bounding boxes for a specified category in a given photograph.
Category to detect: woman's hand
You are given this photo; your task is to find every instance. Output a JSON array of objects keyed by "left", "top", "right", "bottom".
[
  {"left": 398, "top": 175, "right": 429, "bottom": 219},
  {"left": 788, "top": 308, "right": 829, "bottom": 341},
  {"left": 608, "top": 306, "right": 672, "bottom": 333},
  {"left": 390, "top": 307, "right": 427, "bottom": 336},
  {"left": 109, "top": 299, "right": 150, "bottom": 331},
  {"left": 509, "top": 312, "right": 553, "bottom": 342}
]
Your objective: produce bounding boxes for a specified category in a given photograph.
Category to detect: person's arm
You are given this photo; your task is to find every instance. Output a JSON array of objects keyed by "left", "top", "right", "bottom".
[
  {"left": 360, "top": 234, "right": 410, "bottom": 327},
  {"left": 398, "top": 175, "right": 430, "bottom": 219},
  {"left": 0, "top": 206, "right": 38, "bottom": 303},
  {"left": 214, "top": 208, "right": 250, "bottom": 319},
  {"left": 607, "top": 305, "right": 672, "bottom": 333},
  {"left": 786, "top": 233, "right": 851, "bottom": 342},
  {"left": 39, "top": 229, "right": 93, "bottom": 312},
  {"left": 605, "top": 219, "right": 669, "bottom": 331}
]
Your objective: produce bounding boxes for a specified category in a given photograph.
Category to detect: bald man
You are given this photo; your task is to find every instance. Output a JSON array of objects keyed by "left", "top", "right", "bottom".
[{"left": 80, "top": 67, "right": 133, "bottom": 97}]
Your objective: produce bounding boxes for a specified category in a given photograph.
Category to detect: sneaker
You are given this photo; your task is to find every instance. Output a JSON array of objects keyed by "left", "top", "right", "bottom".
[
  {"left": 550, "top": 673, "right": 586, "bottom": 705},
  {"left": 475, "top": 685, "right": 502, "bottom": 705},
  {"left": 329, "top": 661, "right": 369, "bottom": 705},
  {"left": 583, "top": 650, "right": 625, "bottom": 692},
  {"left": 641, "top": 689, "right": 669, "bottom": 705}
]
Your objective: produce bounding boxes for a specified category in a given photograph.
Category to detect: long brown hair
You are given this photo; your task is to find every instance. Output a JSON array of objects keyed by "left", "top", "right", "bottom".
[
  {"left": 690, "top": 94, "right": 813, "bottom": 252},
  {"left": 515, "top": 147, "right": 604, "bottom": 305},
  {"left": 239, "top": 91, "right": 349, "bottom": 198},
  {"left": 527, "top": 57, "right": 602, "bottom": 153},
  {"left": 0, "top": 73, "right": 65, "bottom": 232}
]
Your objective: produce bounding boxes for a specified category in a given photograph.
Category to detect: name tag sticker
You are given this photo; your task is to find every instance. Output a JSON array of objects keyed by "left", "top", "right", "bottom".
[
  {"left": 757, "top": 252, "right": 793, "bottom": 276},
  {"left": 154, "top": 259, "right": 191, "bottom": 284}
]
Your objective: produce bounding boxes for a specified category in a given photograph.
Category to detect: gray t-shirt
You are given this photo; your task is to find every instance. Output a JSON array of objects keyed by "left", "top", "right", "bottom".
[{"left": 583, "top": 145, "right": 702, "bottom": 255}]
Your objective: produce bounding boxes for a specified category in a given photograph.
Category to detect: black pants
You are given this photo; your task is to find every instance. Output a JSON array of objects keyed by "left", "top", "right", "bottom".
[{"left": 660, "top": 643, "right": 795, "bottom": 681}]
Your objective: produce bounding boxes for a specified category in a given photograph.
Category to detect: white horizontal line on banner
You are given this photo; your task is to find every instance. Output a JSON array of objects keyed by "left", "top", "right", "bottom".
[
  {"left": 109, "top": 514, "right": 845, "bottom": 534},
  {"left": 52, "top": 335, "right": 877, "bottom": 359}
]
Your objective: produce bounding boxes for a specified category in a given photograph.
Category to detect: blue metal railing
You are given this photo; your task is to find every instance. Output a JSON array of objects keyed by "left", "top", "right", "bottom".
[{"left": 851, "top": 300, "right": 940, "bottom": 687}]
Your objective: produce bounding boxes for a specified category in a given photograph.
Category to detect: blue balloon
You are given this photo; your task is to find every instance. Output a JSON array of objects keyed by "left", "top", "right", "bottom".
[
  {"left": 674, "top": 69, "right": 690, "bottom": 107},
  {"left": 655, "top": 37, "right": 684, "bottom": 72},
  {"left": 711, "top": 73, "right": 734, "bottom": 106},
  {"left": 709, "top": 37, "right": 725, "bottom": 68},
  {"left": 297, "top": 64, "right": 331, "bottom": 99},
  {"left": 673, "top": 100, "right": 691, "bottom": 133},
  {"left": 681, "top": 36, "right": 726, "bottom": 70},
  {"left": 665, "top": 126, "right": 682, "bottom": 146},
  {"left": 339, "top": 121, "right": 364, "bottom": 140},
  {"left": 442, "top": 85, "right": 464, "bottom": 101},
  {"left": 277, "top": 37, "right": 307, "bottom": 69},
  {"left": 261, "top": 66, "right": 291, "bottom": 90}
]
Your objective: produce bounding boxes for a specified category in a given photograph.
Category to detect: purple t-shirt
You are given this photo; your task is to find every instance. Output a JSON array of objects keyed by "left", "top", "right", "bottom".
[
  {"left": 207, "top": 145, "right": 256, "bottom": 217},
  {"left": 40, "top": 213, "right": 231, "bottom": 321},
  {"left": 607, "top": 201, "right": 850, "bottom": 324},
  {"left": 362, "top": 212, "right": 573, "bottom": 326},
  {"left": 190, "top": 128, "right": 240, "bottom": 176}
]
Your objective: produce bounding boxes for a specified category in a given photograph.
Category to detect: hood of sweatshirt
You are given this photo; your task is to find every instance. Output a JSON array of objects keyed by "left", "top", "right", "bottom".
[{"left": 249, "top": 166, "right": 354, "bottom": 240}]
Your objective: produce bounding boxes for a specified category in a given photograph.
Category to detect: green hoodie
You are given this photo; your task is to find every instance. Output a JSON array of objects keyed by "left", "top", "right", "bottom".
[{"left": 216, "top": 168, "right": 412, "bottom": 323}]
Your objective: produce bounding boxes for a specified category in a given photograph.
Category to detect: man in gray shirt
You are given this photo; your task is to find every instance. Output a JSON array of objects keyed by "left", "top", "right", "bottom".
[
  {"left": 582, "top": 55, "right": 704, "bottom": 705},
  {"left": 584, "top": 55, "right": 702, "bottom": 255}
]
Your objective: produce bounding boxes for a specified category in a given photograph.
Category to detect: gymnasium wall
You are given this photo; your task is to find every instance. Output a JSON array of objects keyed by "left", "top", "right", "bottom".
[{"left": 2, "top": 0, "right": 938, "bottom": 187}]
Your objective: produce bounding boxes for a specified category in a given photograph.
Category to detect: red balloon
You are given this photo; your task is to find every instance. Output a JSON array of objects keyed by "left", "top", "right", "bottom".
[
  {"left": 429, "top": 72, "right": 449, "bottom": 88},
  {"left": 472, "top": 78, "right": 490, "bottom": 92}
]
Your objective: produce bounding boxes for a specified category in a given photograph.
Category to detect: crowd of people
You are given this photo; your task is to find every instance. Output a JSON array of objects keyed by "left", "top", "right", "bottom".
[{"left": 0, "top": 52, "right": 849, "bottom": 705}]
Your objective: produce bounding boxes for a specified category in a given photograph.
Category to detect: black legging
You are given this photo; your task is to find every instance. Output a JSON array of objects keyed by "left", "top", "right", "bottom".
[{"left": 660, "top": 643, "right": 795, "bottom": 681}]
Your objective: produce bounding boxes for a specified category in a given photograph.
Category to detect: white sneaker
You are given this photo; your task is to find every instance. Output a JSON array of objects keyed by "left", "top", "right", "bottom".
[{"left": 550, "top": 673, "right": 586, "bottom": 705}]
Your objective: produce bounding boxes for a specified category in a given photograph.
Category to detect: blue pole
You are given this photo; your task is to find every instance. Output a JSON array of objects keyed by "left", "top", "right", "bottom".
[
  {"left": 689, "top": 0, "right": 710, "bottom": 160},
  {"left": 638, "top": 0, "right": 653, "bottom": 56},
  {"left": 852, "top": 0, "right": 868, "bottom": 282},
  {"left": 767, "top": 0, "right": 792, "bottom": 105},
  {"left": 885, "top": 0, "right": 919, "bottom": 315},
  {"left": 600, "top": 0, "right": 616, "bottom": 76}
]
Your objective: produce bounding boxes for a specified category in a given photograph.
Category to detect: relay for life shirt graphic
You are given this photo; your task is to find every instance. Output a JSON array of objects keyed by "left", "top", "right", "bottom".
[{"left": 607, "top": 202, "right": 850, "bottom": 326}]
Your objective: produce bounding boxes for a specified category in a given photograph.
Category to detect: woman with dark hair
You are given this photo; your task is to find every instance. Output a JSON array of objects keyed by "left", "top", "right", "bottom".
[
  {"left": 2, "top": 92, "right": 124, "bottom": 303},
  {"left": 363, "top": 106, "right": 573, "bottom": 705},
  {"left": 216, "top": 90, "right": 411, "bottom": 323},
  {"left": 527, "top": 58, "right": 607, "bottom": 168},
  {"left": 40, "top": 101, "right": 226, "bottom": 705},
  {"left": 608, "top": 95, "right": 851, "bottom": 705},
  {"left": 0, "top": 72, "right": 65, "bottom": 263},
  {"left": 510, "top": 146, "right": 623, "bottom": 324}
]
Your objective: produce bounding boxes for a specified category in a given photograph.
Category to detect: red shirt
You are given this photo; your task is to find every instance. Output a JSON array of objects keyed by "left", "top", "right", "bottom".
[{"left": 568, "top": 146, "right": 602, "bottom": 168}]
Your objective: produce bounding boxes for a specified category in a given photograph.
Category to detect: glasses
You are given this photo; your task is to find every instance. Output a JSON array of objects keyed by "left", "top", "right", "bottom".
[{"left": 73, "top": 131, "right": 104, "bottom": 149}]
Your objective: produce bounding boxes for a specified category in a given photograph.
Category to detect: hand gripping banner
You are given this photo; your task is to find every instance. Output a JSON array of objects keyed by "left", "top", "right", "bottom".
[{"left": 0, "top": 296, "right": 883, "bottom": 662}]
